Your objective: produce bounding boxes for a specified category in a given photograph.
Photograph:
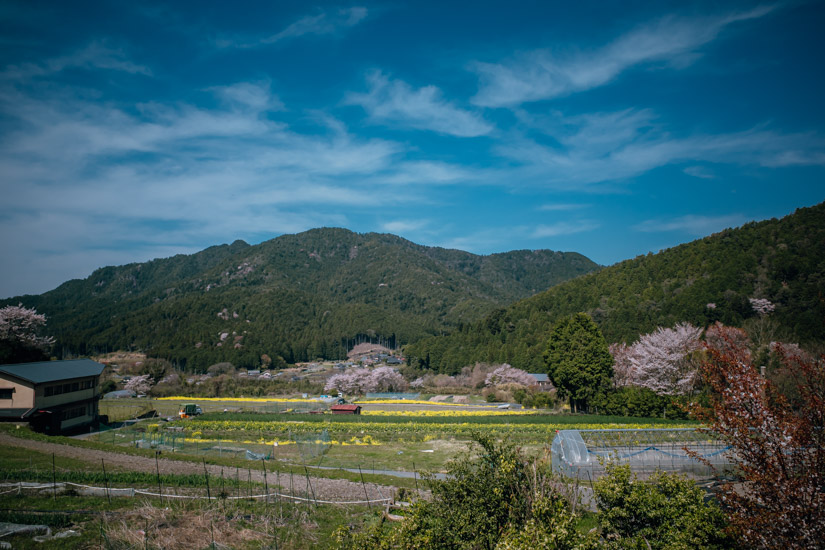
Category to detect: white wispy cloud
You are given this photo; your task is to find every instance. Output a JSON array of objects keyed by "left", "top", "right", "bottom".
[
  {"left": 497, "top": 108, "right": 825, "bottom": 187},
  {"left": 683, "top": 165, "right": 716, "bottom": 179},
  {"left": 345, "top": 70, "right": 493, "bottom": 137},
  {"left": 538, "top": 203, "right": 590, "bottom": 211},
  {"left": 471, "top": 5, "right": 777, "bottom": 107},
  {"left": 633, "top": 214, "right": 747, "bottom": 235},
  {"left": 216, "top": 7, "right": 368, "bottom": 49},
  {"left": 2, "top": 40, "right": 152, "bottom": 79},
  {"left": 380, "top": 161, "right": 475, "bottom": 185},
  {"left": 0, "top": 68, "right": 449, "bottom": 295},
  {"left": 382, "top": 220, "right": 429, "bottom": 233},
  {"left": 211, "top": 81, "right": 285, "bottom": 111},
  {"left": 532, "top": 220, "right": 600, "bottom": 238}
]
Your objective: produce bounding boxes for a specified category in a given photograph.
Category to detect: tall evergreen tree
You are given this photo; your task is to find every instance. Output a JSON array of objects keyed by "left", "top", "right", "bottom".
[{"left": 543, "top": 312, "right": 613, "bottom": 412}]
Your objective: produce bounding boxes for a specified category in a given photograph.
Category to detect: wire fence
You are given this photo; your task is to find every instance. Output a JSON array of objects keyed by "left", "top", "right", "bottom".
[
  {"left": 99, "top": 399, "right": 330, "bottom": 422},
  {"left": 0, "top": 481, "right": 393, "bottom": 506}
]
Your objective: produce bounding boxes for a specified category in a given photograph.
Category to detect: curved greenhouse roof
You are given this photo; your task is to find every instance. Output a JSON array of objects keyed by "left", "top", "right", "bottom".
[{"left": 551, "top": 428, "right": 733, "bottom": 479}]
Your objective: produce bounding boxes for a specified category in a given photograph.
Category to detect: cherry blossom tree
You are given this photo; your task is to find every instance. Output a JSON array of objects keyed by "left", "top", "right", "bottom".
[
  {"left": 691, "top": 327, "right": 825, "bottom": 548},
  {"left": 609, "top": 342, "right": 634, "bottom": 388},
  {"left": 325, "top": 368, "right": 372, "bottom": 394},
  {"left": 324, "top": 366, "right": 408, "bottom": 395},
  {"left": 484, "top": 364, "right": 536, "bottom": 387},
  {"left": 770, "top": 341, "right": 811, "bottom": 362},
  {"left": 0, "top": 304, "right": 54, "bottom": 363},
  {"left": 610, "top": 323, "right": 703, "bottom": 396},
  {"left": 747, "top": 297, "right": 777, "bottom": 350},
  {"left": 748, "top": 297, "right": 775, "bottom": 316},
  {"left": 704, "top": 322, "right": 752, "bottom": 364},
  {"left": 369, "top": 366, "right": 408, "bottom": 392},
  {"left": 124, "top": 374, "right": 152, "bottom": 395}
]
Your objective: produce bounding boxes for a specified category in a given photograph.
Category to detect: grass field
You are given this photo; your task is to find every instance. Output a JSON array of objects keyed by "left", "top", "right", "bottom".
[
  {"left": 96, "top": 400, "right": 697, "bottom": 475},
  {"left": 0, "top": 443, "right": 368, "bottom": 549},
  {"left": 1, "top": 399, "right": 702, "bottom": 548}
]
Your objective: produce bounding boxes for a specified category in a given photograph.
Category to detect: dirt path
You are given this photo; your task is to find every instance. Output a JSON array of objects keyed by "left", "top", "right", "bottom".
[{"left": 0, "top": 433, "right": 399, "bottom": 504}]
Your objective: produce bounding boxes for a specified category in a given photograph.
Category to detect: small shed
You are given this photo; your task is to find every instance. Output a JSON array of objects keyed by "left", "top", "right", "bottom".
[{"left": 331, "top": 404, "right": 361, "bottom": 415}]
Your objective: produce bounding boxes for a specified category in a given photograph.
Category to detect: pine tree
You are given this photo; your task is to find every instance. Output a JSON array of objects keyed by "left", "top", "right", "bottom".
[{"left": 543, "top": 312, "right": 613, "bottom": 412}]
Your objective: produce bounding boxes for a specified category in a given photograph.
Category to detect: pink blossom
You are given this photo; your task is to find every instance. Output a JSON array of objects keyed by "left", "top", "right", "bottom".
[
  {"left": 749, "top": 297, "right": 775, "bottom": 316},
  {"left": 484, "top": 364, "right": 536, "bottom": 387},
  {"left": 0, "top": 303, "right": 55, "bottom": 350},
  {"left": 611, "top": 322, "right": 702, "bottom": 395},
  {"left": 124, "top": 374, "right": 152, "bottom": 395},
  {"left": 705, "top": 322, "right": 752, "bottom": 364},
  {"left": 324, "top": 366, "right": 408, "bottom": 395}
]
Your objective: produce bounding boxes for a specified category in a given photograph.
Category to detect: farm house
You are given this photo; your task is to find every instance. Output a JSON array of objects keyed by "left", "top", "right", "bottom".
[{"left": 0, "top": 359, "right": 105, "bottom": 434}]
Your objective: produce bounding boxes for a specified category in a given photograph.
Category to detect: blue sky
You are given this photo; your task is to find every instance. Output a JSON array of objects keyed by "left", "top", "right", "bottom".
[{"left": 1, "top": 0, "right": 824, "bottom": 298}]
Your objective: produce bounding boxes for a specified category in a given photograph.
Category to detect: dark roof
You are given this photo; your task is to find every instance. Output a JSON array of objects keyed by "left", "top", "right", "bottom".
[{"left": 0, "top": 359, "right": 105, "bottom": 385}]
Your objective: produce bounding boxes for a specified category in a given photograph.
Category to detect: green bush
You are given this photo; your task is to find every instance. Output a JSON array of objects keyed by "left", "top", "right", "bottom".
[
  {"left": 497, "top": 495, "right": 598, "bottom": 549},
  {"left": 333, "top": 436, "right": 734, "bottom": 550},
  {"left": 593, "top": 462, "right": 733, "bottom": 549},
  {"left": 333, "top": 434, "right": 594, "bottom": 549},
  {"left": 593, "top": 387, "right": 692, "bottom": 420}
]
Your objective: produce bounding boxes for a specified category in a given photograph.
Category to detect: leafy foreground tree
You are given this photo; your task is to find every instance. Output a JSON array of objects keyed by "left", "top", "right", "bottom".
[
  {"left": 692, "top": 326, "right": 825, "bottom": 549},
  {"left": 544, "top": 313, "right": 613, "bottom": 412},
  {"left": 594, "top": 463, "right": 732, "bottom": 550},
  {"left": 334, "top": 434, "right": 594, "bottom": 549},
  {"left": 333, "top": 435, "right": 730, "bottom": 549}
]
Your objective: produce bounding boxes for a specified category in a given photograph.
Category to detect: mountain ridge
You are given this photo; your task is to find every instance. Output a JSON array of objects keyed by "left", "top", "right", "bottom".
[
  {"left": 4, "top": 228, "right": 600, "bottom": 370},
  {"left": 405, "top": 202, "right": 825, "bottom": 373}
]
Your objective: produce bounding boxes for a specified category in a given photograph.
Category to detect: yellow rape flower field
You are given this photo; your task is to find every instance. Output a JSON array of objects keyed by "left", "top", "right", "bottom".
[
  {"left": 363, "top": 409, "right": 541, "bottom": 417},
  {"left": 99, "top": 397, "right": 699, "bottom": 474},
  {"left": 157, "top": 396, "right": 324, "bottom": 403}
]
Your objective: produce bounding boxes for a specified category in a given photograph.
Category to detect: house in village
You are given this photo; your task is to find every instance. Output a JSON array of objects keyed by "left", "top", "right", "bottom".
[
  {"left": 528, "top": 373, "right": 554, "bottom": 391},
  {"left": 0, "top": 359, "right": 105, "bottom": 434}
]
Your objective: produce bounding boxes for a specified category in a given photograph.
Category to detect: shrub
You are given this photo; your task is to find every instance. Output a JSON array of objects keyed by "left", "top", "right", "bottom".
[
  {"left": 333, "top": 434, "right": 595, "bottom": 549},
  {"left": 594, "top": 462, "right": 732, "bottom": 549}
]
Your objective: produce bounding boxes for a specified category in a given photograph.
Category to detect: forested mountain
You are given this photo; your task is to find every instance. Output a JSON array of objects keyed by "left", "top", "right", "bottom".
[
  {"left": 4, "top": 229, "right": 598, "bottom": 370},
  {"left": 406, "top": 202, "right": 825, "bottom": 374}
]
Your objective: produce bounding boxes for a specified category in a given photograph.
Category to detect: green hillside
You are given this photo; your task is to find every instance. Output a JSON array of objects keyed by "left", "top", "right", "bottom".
[
  {"left": 5, "top": 229, "right": 598, "bottom": 370},
  {"left": 405, "top": 202, "right": 825, "bottom": 374}
]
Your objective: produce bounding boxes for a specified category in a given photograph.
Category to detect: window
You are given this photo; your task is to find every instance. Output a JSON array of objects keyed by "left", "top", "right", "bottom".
[
  {"left": 61, "top": 406, "right": 88, "bottom": 420},
  {"left": 0, "top": 388, "right": 14, "bottom": 399},
  {"left": 45, "top": 379, "right": 94, "bottom": 397}
]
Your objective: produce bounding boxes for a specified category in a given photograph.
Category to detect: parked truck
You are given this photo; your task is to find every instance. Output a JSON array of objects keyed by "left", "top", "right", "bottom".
[{"left": 178, "top": 403, "right": 203, "bottom": 418}]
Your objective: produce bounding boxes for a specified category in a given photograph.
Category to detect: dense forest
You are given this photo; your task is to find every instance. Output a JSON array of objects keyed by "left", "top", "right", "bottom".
[
  {"left": 406, "top": 202, "right": 825, "bottom": 373},
  {"left": 2, "top": 228, "right": 598, "bottom": 370}
]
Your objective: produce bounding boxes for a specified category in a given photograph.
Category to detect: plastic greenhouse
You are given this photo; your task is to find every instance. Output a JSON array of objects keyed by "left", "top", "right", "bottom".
[{"left": 551, "top": 428, "right": 733, "bottom": 479}]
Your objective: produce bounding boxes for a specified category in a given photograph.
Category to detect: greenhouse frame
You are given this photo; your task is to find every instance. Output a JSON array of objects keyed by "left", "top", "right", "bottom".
[{"left": 551, "top": 428, "right": 733, "bottom": 479}]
